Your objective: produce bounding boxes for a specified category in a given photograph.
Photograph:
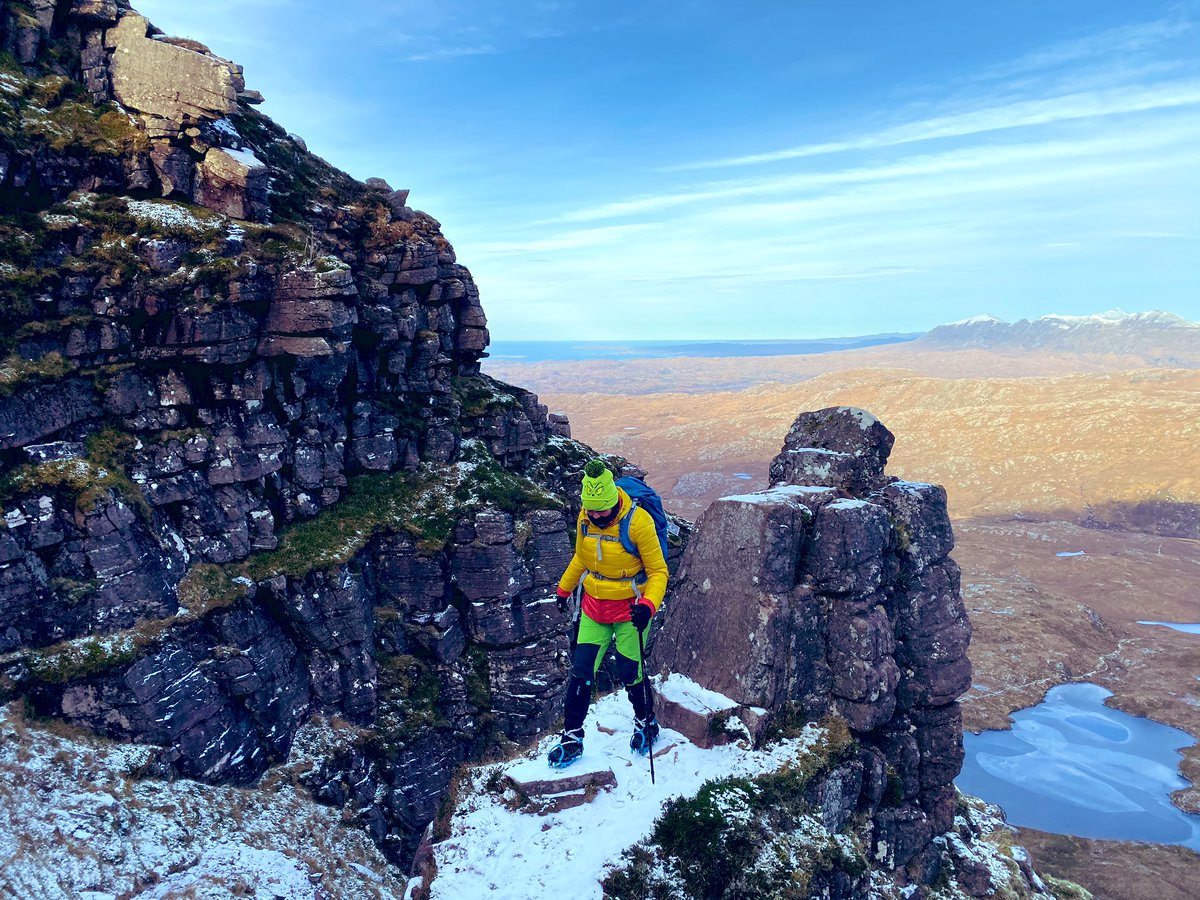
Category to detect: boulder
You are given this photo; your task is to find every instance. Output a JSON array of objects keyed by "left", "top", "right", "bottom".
[
  {"left": 769, "top": 406, "right": 895, "bottom": 492},
  {"left": 194, "top": 147, "right": 270, "bottom": 221},
  {"left": 653, "top": 673, "right": 743, "bottom": 749},
  {"left": 70, "top": 0, "right": 120, "bottom": 25},
  {"left": 107, "top": 15, "right": 244, "bottom": 121},
  {"left": 503, "top": 756, "right": 617, "bottom": 814}
]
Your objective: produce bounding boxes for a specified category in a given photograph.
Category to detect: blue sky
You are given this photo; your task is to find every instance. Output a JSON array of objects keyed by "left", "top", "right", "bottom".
[{"left": 134, "top": 1, "right": 1200, "bottom": 339}]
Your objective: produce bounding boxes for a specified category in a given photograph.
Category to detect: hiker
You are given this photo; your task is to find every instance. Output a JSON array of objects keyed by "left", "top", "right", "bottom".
[{"left": 548, "top": 459, "right": 670, "bottom": 768}]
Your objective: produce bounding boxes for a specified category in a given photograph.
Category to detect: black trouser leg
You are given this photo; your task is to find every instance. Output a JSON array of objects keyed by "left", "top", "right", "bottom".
[
  {"left": 616, "top": 649, "right": 653, "bottom": 720},
  {"left": 564, "top": 642, "right": 601, "bottom": 731}
]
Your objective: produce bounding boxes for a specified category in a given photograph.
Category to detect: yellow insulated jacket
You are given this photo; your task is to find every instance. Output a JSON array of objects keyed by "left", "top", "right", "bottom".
[{"left": 558, "top": 487, "right": 669, "bottom": 612}]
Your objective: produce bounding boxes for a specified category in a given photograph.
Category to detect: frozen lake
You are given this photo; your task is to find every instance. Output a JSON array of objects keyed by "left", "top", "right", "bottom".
[{"left": 956, "top": 682, "right": 1200, "bottom": 849}]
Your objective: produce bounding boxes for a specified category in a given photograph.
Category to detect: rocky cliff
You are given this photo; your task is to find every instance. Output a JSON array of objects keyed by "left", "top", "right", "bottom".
[
  {"left": 0, "top": 4, "right": 1075, "bottom": 898},
  {"left": 1, "top": 0, "right": 603, "bottom": 870}
]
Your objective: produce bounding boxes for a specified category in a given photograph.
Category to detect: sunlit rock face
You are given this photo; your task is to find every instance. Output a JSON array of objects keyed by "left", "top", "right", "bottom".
[{"left": 656, "top": 406, "right": 972, "bottom": 870}]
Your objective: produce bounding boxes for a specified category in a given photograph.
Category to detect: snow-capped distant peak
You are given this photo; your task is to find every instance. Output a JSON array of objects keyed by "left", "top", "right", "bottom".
[
  {"left": 946, "top": 314, "right": 1006, "bottom": 326},
  {"left": 1038, "top": 308, "right": 1131, "bottom": 325}
]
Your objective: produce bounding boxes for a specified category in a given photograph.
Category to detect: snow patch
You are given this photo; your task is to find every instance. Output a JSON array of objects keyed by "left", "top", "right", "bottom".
[
  {"left": 127, "top": 199, "right": 221, "bottom": 233},
  {"left": 431, "top": 691, "right": 824, "bottom": 900},
  {"left": 720, "top": 484, "right": 832, "bottom": 503},
  {"left": 222, "top": 147, "right": 267, "bottom": 170},
  {"left": 655, "top": 672, "right": 739, "bottom": 715},
  {"left": 946, "top": 314, "right": 1006, "bottom": 326}
]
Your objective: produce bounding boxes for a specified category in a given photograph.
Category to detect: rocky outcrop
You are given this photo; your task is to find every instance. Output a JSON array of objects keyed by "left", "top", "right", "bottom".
[
  {"left": 3, "top": 1, "right": 280, "bottom": 221},
  {"left": 655, "top": 406, "right": 979, "bottom": 891},
  {"left": 106, "top": 13, "right": 245, "bottom": 121}
]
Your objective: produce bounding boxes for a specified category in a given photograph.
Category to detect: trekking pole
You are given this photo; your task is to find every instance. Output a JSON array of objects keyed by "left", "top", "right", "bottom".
[{"left": 636, "top": 625, "right": 655, "bottom": 785}]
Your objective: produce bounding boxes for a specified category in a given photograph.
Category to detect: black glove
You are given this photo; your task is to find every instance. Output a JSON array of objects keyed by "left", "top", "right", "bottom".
[
  {"left": 556, "top": 587, "right": 571, "bottom": 614},
  {"left": 630, "top": 601, "right": 653, "bottom": 632}
]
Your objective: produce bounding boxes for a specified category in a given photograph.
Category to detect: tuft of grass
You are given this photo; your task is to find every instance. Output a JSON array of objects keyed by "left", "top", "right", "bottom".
[
  {"left": 371, "top": 654, "right": 448, "bottom": 751},
  {"left": 452, "top": 441, "right": 563, "bottom": 517},
  {"left": 0, "top": 351, "right": 74, "bottom": 395},
  {"left": 5, "top": 70, "right": 148, "bottom": 157},
  {"left": 24, "top": 633, "right": 142, "bottom": 684},
  {"left": 361, "top": 202, "right": 415, "bottom": 252},
  {"left": 175, "top": 464, "right": 463, "bottom": 610},
  {"left": 1044, "top": 875, "right": 1094, "bottom": 900},
  {"left": 176, "top": 564, "right": 251, "bottom": 616}
]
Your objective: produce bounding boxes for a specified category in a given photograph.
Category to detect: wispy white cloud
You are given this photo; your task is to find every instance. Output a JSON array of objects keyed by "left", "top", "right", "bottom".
[
  {"left": 403, "top": 45, "right": 498, "bottom": 62},
  {"left": 471, "top": 223, "right": 655, "bottom": 254},
  {"left": 974, "top": 16, "right": 1194, "bottom": 82},
  {"left": 668, "top": 79, "right": 1200, "bottom": 171},
  {"left": 548, "top": 121, "right": 1200, "bottom": 223}
]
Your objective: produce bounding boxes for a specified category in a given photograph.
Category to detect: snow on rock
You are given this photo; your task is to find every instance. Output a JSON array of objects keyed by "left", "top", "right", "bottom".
[
  {"left": 719, "top": 483, "right": 835, "bottom": 504},
  {"left": 946, "top": 314, "right": 1006, "bottom": 326},
  {"left": 654, "top": 674, "right": 752, "bottom": 749},
  {"left": 127, "top": 198, "right": 223, "bottom": 233},
  {"left": 430, "top": 691, "right": 825, "bottom": 900},
  {"left": 210, "top": 117, "right": 243, "bottom": 141},
  {"left": 0, "top": 704, "right": 405, "bottom": 899},
  {"left": 656, "top": 672, "right": 739, "bottom": 716},
  {"left": 504, "top": 755, "right": 618, "bottom": 813},
  {"left": 223, "top": 146, "right": 266, "bottom": 170}
]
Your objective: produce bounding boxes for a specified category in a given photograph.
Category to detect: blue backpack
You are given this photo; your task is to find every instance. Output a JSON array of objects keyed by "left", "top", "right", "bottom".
[{"left": 614, "top": 475, "right": 672, "bottom": 562}]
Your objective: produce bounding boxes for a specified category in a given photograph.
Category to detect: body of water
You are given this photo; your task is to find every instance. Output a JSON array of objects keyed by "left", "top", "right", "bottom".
[
  {"left": 1138, "top": 621, "right": 1200, "bottom": 635},
  {"left": 956, "top": 682, "right": 1200, "bottom": 849}
]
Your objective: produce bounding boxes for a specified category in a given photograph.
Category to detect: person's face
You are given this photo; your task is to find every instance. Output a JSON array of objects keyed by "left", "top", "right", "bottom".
[{"left": 586, "top": 503, "right": 620, "bottom": 529}]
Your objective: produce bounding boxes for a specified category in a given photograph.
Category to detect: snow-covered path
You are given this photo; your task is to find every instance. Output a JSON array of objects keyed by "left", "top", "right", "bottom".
[{"left": 431, "top": 690, "right": 821, "bottom": 900}]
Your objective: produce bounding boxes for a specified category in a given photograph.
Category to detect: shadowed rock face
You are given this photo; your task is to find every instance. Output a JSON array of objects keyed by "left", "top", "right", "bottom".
[
  {"left": 0, "top": 0, "right": 606, "bottom": 869},
  {"left": 655, "top": 406, "right": 972, "bottom": 871}
]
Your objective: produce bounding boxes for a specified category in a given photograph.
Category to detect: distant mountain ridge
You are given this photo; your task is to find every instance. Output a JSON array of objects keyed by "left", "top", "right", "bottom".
[{"left": 922, "top": 309, "right": 1200, "bottom": 365}]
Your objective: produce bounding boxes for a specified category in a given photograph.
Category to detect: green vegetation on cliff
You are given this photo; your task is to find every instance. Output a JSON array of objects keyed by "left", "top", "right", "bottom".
[{"left": 604, "top": 720, "right": 862, "bottom": 900}]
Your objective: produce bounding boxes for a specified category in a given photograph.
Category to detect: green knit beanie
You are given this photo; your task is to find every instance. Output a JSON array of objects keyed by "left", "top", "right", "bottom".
[{"left": 581, "top": 459, "right": 619, "bottom": 510}]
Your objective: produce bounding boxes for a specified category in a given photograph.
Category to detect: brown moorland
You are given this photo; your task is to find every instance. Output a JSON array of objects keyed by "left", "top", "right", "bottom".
[{"left": 524, "top": 366, "right": 1200, "bottom": 520}]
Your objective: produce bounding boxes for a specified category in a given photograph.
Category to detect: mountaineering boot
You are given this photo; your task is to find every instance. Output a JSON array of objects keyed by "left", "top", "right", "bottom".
[
  {"left": 630, "top": 714, "right": 659, "bottom": 755},
  {"left": 548, "top": 727, "right": 585, "bottom": 768}
]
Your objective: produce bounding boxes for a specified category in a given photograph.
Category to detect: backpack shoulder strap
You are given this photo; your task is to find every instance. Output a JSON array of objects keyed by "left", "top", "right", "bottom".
[{"left": 618, "top": 500, "right": 640, "bottom": 558}]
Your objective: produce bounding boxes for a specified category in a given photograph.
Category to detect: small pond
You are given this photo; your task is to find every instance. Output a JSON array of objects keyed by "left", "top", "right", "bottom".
[
  {"left": 1138, "top": 621, "right": 1200, "bottom": 635},
  {"left": 955, "top": 682, "right": 1200, "bottom": 849}
]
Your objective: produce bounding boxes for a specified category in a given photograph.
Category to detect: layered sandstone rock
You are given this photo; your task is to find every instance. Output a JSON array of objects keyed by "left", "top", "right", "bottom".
[
  {"left": 655, "top": 406, "right": 974, "bottom": 875},
  {"left": 3, "top": 2, "right": 273, "bottom": 220},
  {"left": 106, "top": 14, "right": 244, "bottom": 122}
]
